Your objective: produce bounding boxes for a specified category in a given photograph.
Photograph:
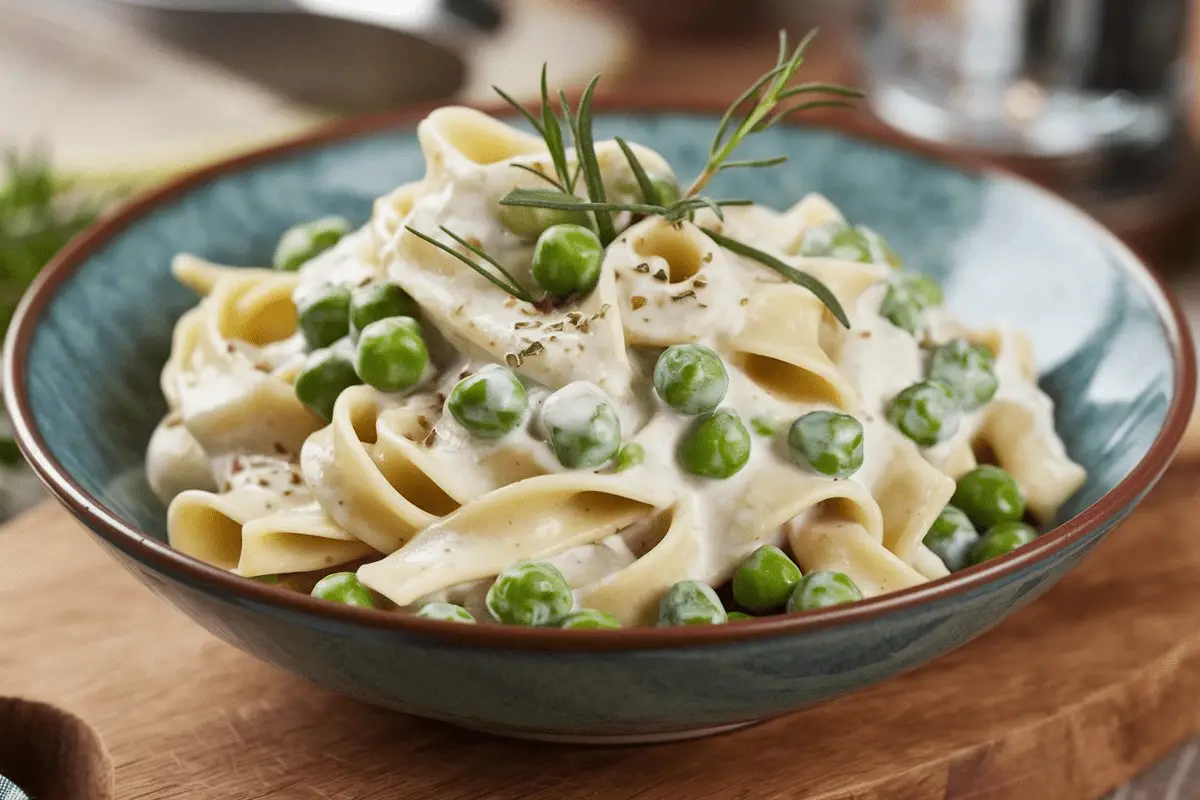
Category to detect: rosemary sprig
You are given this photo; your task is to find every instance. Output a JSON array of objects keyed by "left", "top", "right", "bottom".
[
  {"left": 509, "top": 162, "right": 565, "bottom": 193},
  {"left": 702, "top": 228, "right": 849, "bottom": 328},
  {"left": 571, "top": 76, "right": 616, "bottom": 245},
  {"left": 405, "top": 225, "right": 535, "bottom": 303},
  {"left": 687, "top": 30, "right": 862, "bottom": 197},
  {"left": 499, "top": 188, "right": 751, "bottom": 222},
  {"left": 484, "top": 29, "right": 860, "bottom": 327},
  {"left": 614, "top": 137, "right": 657, "bottom": 207}
]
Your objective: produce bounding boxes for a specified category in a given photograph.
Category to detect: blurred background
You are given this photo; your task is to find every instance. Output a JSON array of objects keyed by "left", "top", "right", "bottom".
[{"left": 1, "top": 0, "right": 1199, "bottom": 794}]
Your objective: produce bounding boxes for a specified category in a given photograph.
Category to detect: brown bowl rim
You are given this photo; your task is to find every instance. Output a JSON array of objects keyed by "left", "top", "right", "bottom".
[{"left": 5, "top": 96, "right": 1195, "bottom": 652}]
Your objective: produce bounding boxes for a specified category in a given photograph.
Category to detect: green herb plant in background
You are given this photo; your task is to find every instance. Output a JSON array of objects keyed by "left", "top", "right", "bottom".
[{"left": 0, "top": 150, "right": 121, "bottom": 466}]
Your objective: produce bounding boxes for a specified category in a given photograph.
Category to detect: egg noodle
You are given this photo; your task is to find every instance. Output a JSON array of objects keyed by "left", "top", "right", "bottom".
[{"left": 146, "top": 107, "right": 1086, "bottom": 626}]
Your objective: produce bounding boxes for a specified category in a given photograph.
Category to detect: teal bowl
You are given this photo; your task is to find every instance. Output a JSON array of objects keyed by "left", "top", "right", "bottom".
[{"left": 5, "top": 103, "right": 1193, "bottom": 742}]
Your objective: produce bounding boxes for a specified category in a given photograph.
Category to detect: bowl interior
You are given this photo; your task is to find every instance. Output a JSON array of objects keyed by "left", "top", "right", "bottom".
[{"left": 17, "top": 111, "right": 1181, "bottom": 546}]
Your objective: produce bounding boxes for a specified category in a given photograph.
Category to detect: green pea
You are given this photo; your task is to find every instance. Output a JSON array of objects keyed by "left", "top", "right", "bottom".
[
  {"left": 725, "top": 611, "right": 755, "bottom": 622},
  {"left": 786, "top": 571, "right": 862, "bottom": 612},
  {"left": 497, "top": 204, "right": 588, "bottom": 240},
  {"left": 653, "top": 344, "right": 729, "bottom": 415},
  {"left": 274, "top": 215, "right": 350, "bottom": 271},
  {"left": 294, "top": 349, "right": 363, "bottom": 421},
  {"left": 560, "top": 609, "right": 622, "bottom": 629},
  {"left": 417, "top": 602, "right": 475, "bottom": 623},
  {"left": 311, "top": 572, "right": 375, "bottom": 608},
  {"left": 447, "top": 365, "right": 528, "bottom": 438},
  {"left": 928, "top": 339, "right": 998, "bottom": 410},
  {"left": 788, "top": 411, "right": 864, "bottom": 478},
  {"left": 354, "top": 317, "right": 428, "bottom": 392},
  {"left": 923, "top": 506, "right": 980, "bottom": 572},
  {"left": 349, "top": 282, "right": 418, "bottom": 338},
  {"left": 969, "top": 521, "right": 1037, "bottom": 565},
  {"left": 486, "top": 561, "right": 574, "bottom": 626},
  {"left": 612, "top": 442, "right": 645, "bottom": 472},
  {"left": 649, "top": 177, "right": 681, "bottom": 206},
  {"left": 657, "top": 580, "right": 727, "bottom": 626},
  {"left": 880, "top": 272, "right": 943, "bottom": 333},
  {"left": 732, "top": 545, "right": 802, "bottom": 614},
  {"left": 677, "top": 409, "right": 751, "bottom": 479},
  {"left": 531, "top": 223, "right": 604, "bottom": 298},
  {"left": 297, "top": 285, "right": 351, "bottom": 349},
  {"left": 952, "top": 465, "right": 1026, "bottom": 530},
  {"left": 887, "top": 380, "right": 959, "bottom": 447},
  {"left": 541, "top": 382, "right": 622, "bottom": 469}
]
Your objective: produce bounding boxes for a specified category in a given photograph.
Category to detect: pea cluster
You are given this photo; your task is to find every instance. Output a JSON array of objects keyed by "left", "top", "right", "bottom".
[
  {"left": 479, "top": 561, "right": 621, "bottom": 629},
  {"left": 657, "top": 544, "right": 863, "bottom": 626},
  {"left": 887, "top": 338, "right": 999, "bottom": 448},
  {"left": 498, "top": 204, "right": 607, "bottom": 300},
  {"left": 273, "top": 218, "right": 433, "bottom": 421},
  {"left": 923, "top": 464, "right": 1037, "bottom": 570},
  {"left": 653, "top": 344, "right": 750, "bottom": 479}
]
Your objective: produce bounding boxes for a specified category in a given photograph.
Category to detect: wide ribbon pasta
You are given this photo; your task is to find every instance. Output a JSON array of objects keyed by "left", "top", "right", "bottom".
[{"left": 358, "top": 473, "right": 672, "bottom": 607}]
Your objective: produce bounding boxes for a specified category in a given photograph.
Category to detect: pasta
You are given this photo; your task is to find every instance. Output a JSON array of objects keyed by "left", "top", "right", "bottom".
[{"left": 146, "top": 105, "right": 1086, "bottom": 628}]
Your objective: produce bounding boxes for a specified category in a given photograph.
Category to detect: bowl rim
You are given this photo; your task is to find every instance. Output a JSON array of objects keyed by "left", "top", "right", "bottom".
[{"left": 5, "top": 97, "right": 1195, "bottom": 651}]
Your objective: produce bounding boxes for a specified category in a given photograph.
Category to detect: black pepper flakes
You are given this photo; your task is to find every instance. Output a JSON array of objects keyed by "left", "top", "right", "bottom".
[
  {"left": 702, "top": 252, "right": 714, "bottom": 264},
  {"left": 634, "top": 263, "right": 651, "bottom": 274},
  {"left": 546, "top": 322, "right": 565, "bottom": 332},
  {"left": 671, "top": 290, "right": 697, "bottom": 302},
  {"left": 652, "top": 269, "right": 668, "bottom": 282},
  {"left": 740, "top": 297, "right": 750, "bottom": 306},
  {"left": 693, "top": 276, "right": 708, "bottom": 288},
  {"left": 521, "top": 341, "right": 545, "bottom": 358},
  {"left": 505, "top": 353, "right": 523, "bottom": 368},
  {"left": 272, "top": 442, "right": 287, "bottom": 455},
  {"left": 514, "top": 320, "right": 540, "bottom": 329},
  {"left": 289, "top": 473, "right": 302, "bottom": 486}
]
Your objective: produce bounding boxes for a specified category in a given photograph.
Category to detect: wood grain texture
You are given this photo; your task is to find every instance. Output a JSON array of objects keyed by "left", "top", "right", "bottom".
[{"left": 3, "top": 466, "right": 1200, "bottom": 799}]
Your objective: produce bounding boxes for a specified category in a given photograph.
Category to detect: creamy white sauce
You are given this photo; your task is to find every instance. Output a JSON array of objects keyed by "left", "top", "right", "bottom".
[{"left": 148, "top": 113, "right": 1077, "bottom": 618}]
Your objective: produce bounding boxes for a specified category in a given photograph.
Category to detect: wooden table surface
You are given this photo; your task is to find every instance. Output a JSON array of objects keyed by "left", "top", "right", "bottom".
[
  {"left": 4, "top": 461, "right": 1200, "bottom": 799},
  {"left": 2, "top": 1, "right": 1200, "bottom": 797}
]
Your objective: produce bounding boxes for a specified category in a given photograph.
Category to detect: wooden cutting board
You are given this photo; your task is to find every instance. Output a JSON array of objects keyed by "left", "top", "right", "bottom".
[{"left": 3, "top": 465, "right": 1200, "bottom": 800}]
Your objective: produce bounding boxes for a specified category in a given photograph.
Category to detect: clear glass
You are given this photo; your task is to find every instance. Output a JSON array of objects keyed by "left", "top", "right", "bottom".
[{"left": 860, "top": 0, "right": 1189, "bottom": 156}]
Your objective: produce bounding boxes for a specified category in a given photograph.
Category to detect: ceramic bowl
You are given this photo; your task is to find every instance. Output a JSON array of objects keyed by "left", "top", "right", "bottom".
[{"left": 6, "top": 103, "right": 1193, "bottom": 743}]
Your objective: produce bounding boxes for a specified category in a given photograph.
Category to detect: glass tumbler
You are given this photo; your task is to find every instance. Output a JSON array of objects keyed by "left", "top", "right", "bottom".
[{"left": 859, "top": 0, "right": 1191, "bottom": 156}]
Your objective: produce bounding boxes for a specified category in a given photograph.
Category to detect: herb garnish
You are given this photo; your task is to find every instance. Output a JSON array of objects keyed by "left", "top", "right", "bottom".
[{"left": 408, "top": 29, "right": 860, "bottom": 326}]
